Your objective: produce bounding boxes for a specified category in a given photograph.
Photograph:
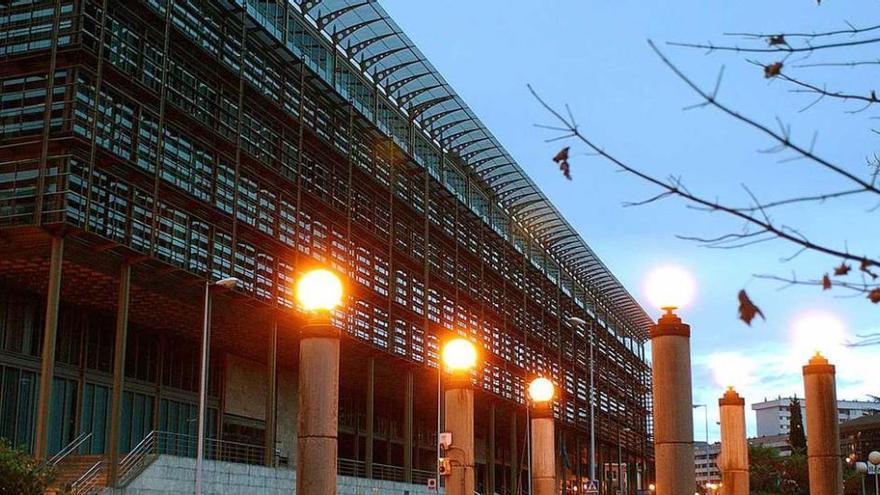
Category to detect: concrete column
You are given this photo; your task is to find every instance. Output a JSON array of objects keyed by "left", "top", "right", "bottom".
[
  {"left": 510, "top": 409, "right": 519, "bottom": 494},
  {"left": 530, "top": 401, "right": 556, "bottom": 495},
  {"left": 365, "top": 355, "right": 375, "bottom": 478},
  {"left": 718, "top": 387, "right": 748, "bottom": 495},
  {"left": 34, "top": 235, "right": 63, "bottom": 459},
  {"left": 264, "top": 317, "right": 278, "bottom": 467},
  {"left": 404, "top": 368, "right": 414, "bottom": 483},
  {"left": 649, "top": 309, "right": 694, "bottom": 495},
  {"left": 296, "top": 315, "right": 340, "bottom": 495},
  {"left": 107, "top": 262, "right": 131, "bottom": 485},
  {"left": 803, "top": 352, "right": 843, "bottom": 495},
  {"left": 488, "top": 402, "right": 496, "bottom": 495},
  {"left": 444, "top": 373, "right": 475, "bottom": 495}
]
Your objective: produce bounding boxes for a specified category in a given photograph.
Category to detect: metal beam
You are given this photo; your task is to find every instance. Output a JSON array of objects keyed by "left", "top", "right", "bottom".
[
  {"left": 34, "top": 235, "right": 63, "bottom": 459},
  {"left": 107, "top": 262, "right": 131, "bottom": 485}
]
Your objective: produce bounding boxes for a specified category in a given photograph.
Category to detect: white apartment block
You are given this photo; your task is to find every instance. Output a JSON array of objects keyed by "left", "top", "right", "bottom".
[
  {"left": 694, "top": 441, "right": 722, "bottom": 486},
  {"left": 752, "top": 397, "right": 880, "bottom": 437}
]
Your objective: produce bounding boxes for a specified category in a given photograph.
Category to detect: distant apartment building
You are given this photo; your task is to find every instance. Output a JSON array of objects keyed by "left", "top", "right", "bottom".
[
  {"left": 694, "top": 441, "right": 721, "bottom": 486},
  {"left": 752, "top": 398, "right": 880, "bottom": 437}
]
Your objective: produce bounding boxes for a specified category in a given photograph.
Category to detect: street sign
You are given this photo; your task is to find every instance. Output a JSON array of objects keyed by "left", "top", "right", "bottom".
[
  {"left": 585, "top": 480, "right": 600, "bottom": 494},
  {"left": 427, "top": 478, "right": 437, "bottom": 491}
]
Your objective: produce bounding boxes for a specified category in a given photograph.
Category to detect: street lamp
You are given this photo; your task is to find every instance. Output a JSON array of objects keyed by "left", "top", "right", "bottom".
[
  {"left": 692, "top": 404, "right": 710, "bottom": 486},
  {"left": 869, "top": 451, "right": 880, "bottom": 495},
  {"left": 569, "top": 316, "right": 596, "bottom": 487},
  {"left": 295, "top": 268, "right": 344, "bottom": 495},
  {"left": 855, "top": 461, "right": 868, "bottom": 495},
  {"left": 441, "top": 337, "right": 478, "bottom": 495},
  {"left": 528, "top": 377, "right": 556, "bottom": 495},
  {"left": 196, "top": 277, "right": 240, "bottom": 495},
  {"left": 644, "top": 265, "right": 696, "bottom": 495}
]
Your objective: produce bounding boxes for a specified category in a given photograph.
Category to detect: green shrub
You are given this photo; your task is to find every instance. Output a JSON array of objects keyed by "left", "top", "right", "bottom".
[{"left": 0, "top": 439, "right": 56, "bottom": 495}]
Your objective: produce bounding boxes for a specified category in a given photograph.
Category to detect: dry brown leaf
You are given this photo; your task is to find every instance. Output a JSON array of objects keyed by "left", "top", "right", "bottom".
[
  {"left": 553, "top": 147, "right": 572, "bottom": 180},
  {"left": 869, "top": 288, "right": 880, "bottom": 303},
  {"left": 768, "top": 35, "right": 786, "bottom": 46},
  {"left": 833, "top": 262, "right": 851, "bottom": 276},
  {"left": 764, "top": 62, "right": 783, "bottom": 78},
  {"left": 737, "top": 289, "right": 765, "bottom": 325},
  {"left": 822, "top": 274, "right": 832, "bottom": 290}
]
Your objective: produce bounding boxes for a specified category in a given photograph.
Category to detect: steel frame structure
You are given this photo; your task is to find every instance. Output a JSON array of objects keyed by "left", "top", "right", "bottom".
[{"left": 0, "top": 0, "right": 653, "bottom": 492}]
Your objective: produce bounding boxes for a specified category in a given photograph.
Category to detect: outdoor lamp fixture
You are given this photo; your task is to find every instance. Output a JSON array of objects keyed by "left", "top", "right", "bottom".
[
  {"left": 295, "top": 268, "right": 344, "bottom": 495},
  {"left": 869, "top": 451, "right": 880, "bottom": 495},
  {"left": 528, "top": 377, "right": 556, "bottom": 495},
  {"left": 195, "top": 277, "right": 240, "bottom": 495},
  {"left": 645, "top": 265, "right": 696, "bottom": 494},
  {"left": 648, "top": 483, "right": 656, "bottom": 492},
  {"left": 440, "top": 337, "right": 478, "bottom": 495}
]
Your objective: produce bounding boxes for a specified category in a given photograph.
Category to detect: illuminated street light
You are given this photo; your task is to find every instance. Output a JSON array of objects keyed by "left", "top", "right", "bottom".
[
  {"left": 442, "top": 337, "right": 477, "bottom": 372},
  {"left": 528, "top": 377, "right": 556, "bottom": 495},
  {"left": 295, "top": 268, "right": 345, "bottom": 495},
  {"left": 646, "top": 266, "right": 696, "bottom": 494},
  {"left": 441, "top": 337, "right": 479, "bottom": 495},
  {"left": 296, "top": 268, "right": 343, "bottom": 311}
]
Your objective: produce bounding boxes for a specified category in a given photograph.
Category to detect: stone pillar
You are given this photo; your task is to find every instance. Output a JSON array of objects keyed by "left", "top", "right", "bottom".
[
  {"left": 650, "top": 309, "right": 694, "bottom": 495},
  {"left": 365, "top": 355, "right": 375, "bottom": 479},
  {"left": 107, "top": 262, "right": 131, "bottom": 484},
  {"left": 445, "top": 372, "right": 475, "bottom": 495},
  {"left": 34, "top": 235, "right": 63, "bottom": 459},
  {"left": 803, "top": 352, "right": 842, "bottom": 495},
  {"left": 404, "top": 368, "right": 414, "bottom": 483},
  {"left": 530, "top": 401, "right": 556, "bottom": 495},
  {"left": 264, "top": 317, "right": 278, "bottom": 467},
  {"left": 296, "top": 315, "right": 340, "bottom": 495},
  {"left": 718, "top": 387, "right": 748, "bottom": 495}
]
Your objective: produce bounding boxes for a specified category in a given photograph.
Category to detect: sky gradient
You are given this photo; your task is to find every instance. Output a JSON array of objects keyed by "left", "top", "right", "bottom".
[{"left": 380, "top": 0, "right": 878, "bottom": 442}]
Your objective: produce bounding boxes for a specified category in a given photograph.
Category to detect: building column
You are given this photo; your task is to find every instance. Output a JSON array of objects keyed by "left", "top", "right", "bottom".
[
  {"left": 488, "top": 402, "right": 496, "bottom": 495},
  {"left": 34, "top": 235, "right": 63, "bottom": 459},
  {"left": 264, "top": 317, "right": 278, "bottom": 467},
  {"left": 530, "top": 401, "right": 556, "bottom": 495},
  {"left": 510, "top": 409, "right": 518, "bottom": 494},
  {"left": 107, "top": 262, "right": 131, "bottom": 485},
  {"left": 365, "top": 355, "right": 375, "bottom": 478},
  {"left": 404, "top": 368, "right": 414, "bottom": 483},
  {"left": 803, "top": 352, "right": 843, "bottom": 495}
]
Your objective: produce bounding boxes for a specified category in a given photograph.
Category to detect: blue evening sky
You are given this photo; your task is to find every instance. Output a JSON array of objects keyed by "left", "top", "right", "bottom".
[{"left": 380, "top": 0, "right": 878, "bottom": 442}]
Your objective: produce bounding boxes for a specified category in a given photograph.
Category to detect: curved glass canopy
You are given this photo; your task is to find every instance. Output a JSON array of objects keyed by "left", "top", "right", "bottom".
[{"left": 292, "top": 0, "right": 653, "bottom": 340}]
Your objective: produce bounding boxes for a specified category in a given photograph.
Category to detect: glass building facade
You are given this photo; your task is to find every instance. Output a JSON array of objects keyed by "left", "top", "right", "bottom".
[{"left": 0, "top": 0, "right": 653, "bottom": 492}]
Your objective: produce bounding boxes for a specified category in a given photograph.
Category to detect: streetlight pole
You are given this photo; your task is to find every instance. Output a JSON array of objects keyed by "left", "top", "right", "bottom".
[
  {"left": 692, "top": 404, "right": 710, "bottom": 486},
  {"left": 196, "top": 277, "right": 240, "bottom": 495},
  {"left": 528, "top": 377, "right": 556, "bottom": 495},
  {"left": 869, "top": 451, "right": 880, "bottom": 495},
  {"left": 295, "top": 269, "right": 344, "bottom": 495},
  {"left": 570, "top": 316, "right": 596, "bottom": 484}
]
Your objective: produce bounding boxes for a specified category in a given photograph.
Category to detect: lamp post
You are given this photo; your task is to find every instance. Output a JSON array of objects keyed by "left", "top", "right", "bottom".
[
  {"left": 802, "top": 351, "right": 843, "bottom": 495},
  {"left": 692, "top": 404, "right": 710, "bottom": 486},
  {"left": 856, "top": 461, "right": 868, "bottom": 495},
  {"left": 569, "top": 316, "right": 596, "bottom": 486},
  {"left": 718, "top": 387, "right": 748, "bottom": 495},
  {"left": 869, "top": 451, "right": 880, "bottom": 495},
  {"left": 528, "top": 377, "right": 556, "bottom": 495},
  {"left": 441, "top": 338, "right": 478, "bottom": 495},
  {"left": 295, "top": 269, "right": 344, "bottom": 495},
  {"left": 645, "top": 266, "right": 696, "bottom": 494},
  {"left": 195, "top": 277, "right": 239, "bottom": 495}
]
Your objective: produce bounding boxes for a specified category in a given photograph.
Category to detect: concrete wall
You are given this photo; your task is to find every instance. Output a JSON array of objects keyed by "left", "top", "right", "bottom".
[{"left": 116, "top": 455, "right": 442, "bottom": 495}]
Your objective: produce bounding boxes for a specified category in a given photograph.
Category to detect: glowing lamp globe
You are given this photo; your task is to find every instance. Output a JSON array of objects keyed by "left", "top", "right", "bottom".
[
  {"left": 870, "top": 450, "right": 880, "bottom": 465},
  {"left": 856, "top": 461, "right": 869, "bottom": 473},
  {"left": 442, "top": 338, "right": 477, "bottom": 372},
  {"left": 528, "top": 377, "right": 555, "bottom": 403},
  {"left": 296, "top": 269, "right": 343, "bottom": 311},
  {"left": 644, "top": 265, "right": 695, "bottom": 311}
]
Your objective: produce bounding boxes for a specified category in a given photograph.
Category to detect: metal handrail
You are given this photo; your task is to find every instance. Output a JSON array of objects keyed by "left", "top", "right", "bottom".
[
  {"left": 69, "top": 459, "right": 105, "bottom": 495},
  {"left": 116, "top": 430, "right": 158, "bottom": 487},
  {"left": 49, "top": 432, "right": 93, "bottom": 466}
]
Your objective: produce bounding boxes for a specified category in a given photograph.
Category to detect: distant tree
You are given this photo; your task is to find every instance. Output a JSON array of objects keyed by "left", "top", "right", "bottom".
[
  {"left": 788, "top": 397, "right": 807, "bottom": 454},
  {"left": 0, "top": 439, "right": 55, "bottom": 495},
  {"left": 532, "top": 8, "right": 880, "bottom": 335},
  {"left": 749, "top": 443, "right": 809, "bottom": 495}
]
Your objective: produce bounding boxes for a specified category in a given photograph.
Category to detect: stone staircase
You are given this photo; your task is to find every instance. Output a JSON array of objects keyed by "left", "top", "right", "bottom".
[{"left": 46, "top": 454, "right": 106, "bottom": 494}]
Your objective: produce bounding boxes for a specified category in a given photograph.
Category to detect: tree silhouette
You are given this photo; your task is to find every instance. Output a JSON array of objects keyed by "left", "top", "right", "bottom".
[{"left": 788, "top": 397, "right": 807, "bottom": 455}]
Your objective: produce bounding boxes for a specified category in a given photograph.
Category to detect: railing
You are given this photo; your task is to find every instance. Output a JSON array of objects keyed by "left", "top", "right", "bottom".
[
  {"left": 372, "top": 462, "right": 405, "bottom": 482},
  {"left": 117, "top": 431, "right": 268, "bottom": 487},
  {"left": 338, "top": 458, "right": 366, "bottom": 478},
  {"left": 69, "top": 459, "right": 105, "bottom": 495},
  {"left": 49, "top": 432, "right": 93, "bottom": 466},
  {"left": 412, "top": 468, "right": 435, "bottom": 485}
]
